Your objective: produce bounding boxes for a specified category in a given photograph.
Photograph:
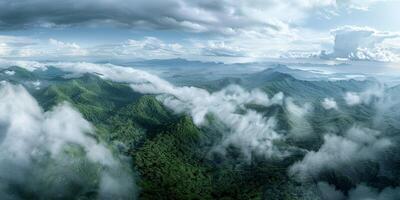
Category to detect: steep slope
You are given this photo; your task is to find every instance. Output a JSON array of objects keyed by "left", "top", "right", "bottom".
[
  {"left": 244, "top": 70, "right": 375, "bottom": 103},
  {"left": 34, "top": 74, "right": 143, "bottom": 123}
]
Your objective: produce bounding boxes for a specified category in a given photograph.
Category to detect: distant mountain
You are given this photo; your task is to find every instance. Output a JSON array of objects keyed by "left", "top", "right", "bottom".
[
  {"left": 2, "top": 64, "right": 400, "bottom": 200},
  {"left": 130, "top": 58, "right": 224, "bottom": 67},
  {"left": 243, "top": 68, "right": 377, "bottom": 103},
  {"left": 0, "top": 66, "right": 37, "bottom": 81}
]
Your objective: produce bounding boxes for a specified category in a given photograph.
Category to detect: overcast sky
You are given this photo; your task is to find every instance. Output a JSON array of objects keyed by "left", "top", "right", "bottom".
[{"left": 0, "top": 0, "right": 399, "bottom": 63}]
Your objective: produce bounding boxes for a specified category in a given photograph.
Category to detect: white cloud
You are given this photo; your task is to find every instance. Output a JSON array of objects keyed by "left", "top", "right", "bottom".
[
  {"left": 49, "top": 38, "right": 88, "bottom": 56},
  {"left": 0, "top": 36, "right": 89, "bottom": 59},
  {"left": 0, "top": 58, "right": 46, "bottom": 71},
  {"left": 0, "top": 35, "right": 40, "bottom": 57},
  {"left": 119, "top": 37, "right": 184, "bottom": 58},
  {"left": 90, "top": 31, "right": 329, "bottom": 61},
  {"left": 0, "top": 0, "right": 369, "bottom": 61},
  {"left": 30, "top": 80, "right": 41, "bottom": 90},
  {"left": 0, "top": 42, "right": 9, "bottom": 56},
  {"left": 0, "top": 82, "right": 136, "bottom": 199},
  {"left": 344, "top": 86, "right": 383, "bottom": 106},
  {"left": 159, "top": 86, "right": 286, "bottom": 159},
  {"left": 321, "top": 97, "right": 338, "bottom": 110},
  {"left": 4, "top": 60, "right": 288, "bottom": 159},
  {"left": 290, "top": 126, "right": 391, "bottom": 181},
  {"left": 3, "top": 70, "right": 15, "bottom": 76},
  {"left": 344, "top": 92, "right": 362, "bottom": 105},
  {"left": 321, "top": 26, "right": 400, "bottom": 62},
  {"left": 0, "top": 1, "right": 394, "bottom": 61},
  {"left": 199, "top": 40, "right": 246, "bottom": 57},
  {"left": 285, "top": 98, "right": 313, "bottom": 137},
  {"left": 339, "top": 0, "right": 389, "bottom": 11}
]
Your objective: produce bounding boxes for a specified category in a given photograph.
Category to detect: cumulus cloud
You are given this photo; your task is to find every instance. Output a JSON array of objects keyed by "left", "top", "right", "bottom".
[
  {"left": 48, "top": 38, "right": 88, "bottom": 56},
  {"left": 344, "top": 92, "right": 362, "bottom": 106},
  {"left": 93, "top": 37, "right": 186, "bottom": 59},
  {"left": 3, "top": 70, "right": 15, "bottom": 76},
  {"left": 344, "top": 86, "right": 383, "bottom": 106},
  {"left": 94, "top": 30, "right": 328, "bottom": 60},
  {"left": 0, "top": 35, "right": 40, "bottom": 57},
  {"left": 0, "top": 26, "right": 330, "bottom": 61},
  {"left": 321, "top": 97, "right": 338, "bottom": 110},
  {"left": 0, "top": 82, "right": 136, "bottom": 199},
  {"left": 199, "top": 41, "right": 246, "bottom": 57},
  {"left": 290, "top": 126, "right": 391, "bottom": 181},
  {"left": 0, "top": 36, "right": 89, "bottom": 59},
  {"left": 321, "top": 26, "right": 400, "bottom": 62}
]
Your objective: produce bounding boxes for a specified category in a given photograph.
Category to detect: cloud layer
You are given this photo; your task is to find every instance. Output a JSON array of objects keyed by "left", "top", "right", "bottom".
[
  {"left": 0, "top": 82, "right": 136, "bottom": 199},
  {"left": 321, "top": 26, "right": 400, "bottom": 62},
  {"left": 0, "top": 0, "right": 337, "bottom": 31},
  {"left": 290, "top": 126, "right": 391, "bottom": 181},
  {"left": 0, "top": 60, "right": 290, "bottom": 159},
  {"left": 0, "top": 1, "right": 393, "bottom": 61},
  {"left": 318, "top": 182, "right": 400, "bottom": 200}
]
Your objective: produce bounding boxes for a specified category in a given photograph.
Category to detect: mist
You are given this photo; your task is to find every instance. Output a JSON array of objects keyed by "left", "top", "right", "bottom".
[{"left": 0, "top": 82, "right": 136, "bottom": 199}]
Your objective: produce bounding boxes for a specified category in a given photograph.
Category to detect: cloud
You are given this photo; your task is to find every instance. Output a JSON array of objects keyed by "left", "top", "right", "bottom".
[
  {"left": 158, "top": 85, "right": 286, "bottom": 159},
  {"left": 321, "top": 97, "right": 338, "bottom": 110},
  {"left": 92, "top": 30, "right": 329, "bottom": 61},
  {"left": 199, "top": 41, "right": 246, "bottom": 57},
  {"left": 0, "top": 0, "right": 338, "bottom": 32},
  {"left": 344, "top": 92, "right": 362, "bottom": 105},
  {"left": 0, "top": 36, "right": 89, "bottom": 59},
  {"left": 347, "top": 184, "right": 400, "bottom": 200},
  {"left": 0, "top": 82, "right": 136, "bottom": 199},
  {"left": 0, "top": 59, "right": 46, "bottom": 71},
  {"left": 338, "top": 0, "right": 389, "bottom": 11},
  {"left": 317, "top": 182, "right": 400, "bottom": 200},
  {"left": 0, "top": 42, "right": 9, "bottom": 56},
  {"left": 344, "top": 86, "right": 383, "bottom": 106},
  {"left": 3, "top": 70, "right": 15, "bottom": 76},
  {"left": 320, "top": 26, "right": 400, "bottom": 62},
  {"left": 48, "top": 38, "right": 88, "bottom": 56},
  {"left": 2, "top": 60, "right": 288, "bottom": 159},
  {"left": 317, "top": 182, "right": 345, "bottom": 200},
  {"left": 93, "top": 37, "right": 186, "bottom": 59},
  {"left": 0, "top": 0, "right": 386, "bottom": 33},
  {"left": 0, "top": 1, "right": 393, "bottom": 61},
  {"left": 290, "top": 126, "right": 391, "bottom": 181},
  {"left": 285, "top": 98, "right": 313, "bottom": 137},
  {"left": 0, "top": 35, "right": 40, "bottom": 57},
  {"left": 0, "top": 0, "right": 337, "bottom": 61}
]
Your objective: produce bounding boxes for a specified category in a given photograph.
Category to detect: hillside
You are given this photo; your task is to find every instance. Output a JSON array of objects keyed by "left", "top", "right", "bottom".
[{"left": 1, "top": 65, "right": 400, "bottom": 199}]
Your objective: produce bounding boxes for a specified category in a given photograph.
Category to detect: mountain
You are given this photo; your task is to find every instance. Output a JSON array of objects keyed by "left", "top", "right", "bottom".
[
  {"left": 244, "top": 69, "right": 376, "bottom": 103},
  {"left": 1, "top": 65, "right": 400, "bottom": 200},
  {"left": 130, "top": 58, "right": 224, "bottom": 68}
]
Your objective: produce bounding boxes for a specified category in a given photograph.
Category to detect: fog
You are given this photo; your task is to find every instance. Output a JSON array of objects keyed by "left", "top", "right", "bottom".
[{"left": 0, "top": 82, "right": 136, "bottom": 199}]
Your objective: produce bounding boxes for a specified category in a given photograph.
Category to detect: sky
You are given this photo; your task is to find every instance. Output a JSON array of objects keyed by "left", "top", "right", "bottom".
[{"left": 0, "top": 0, "right": 399, "bottom": 63}]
